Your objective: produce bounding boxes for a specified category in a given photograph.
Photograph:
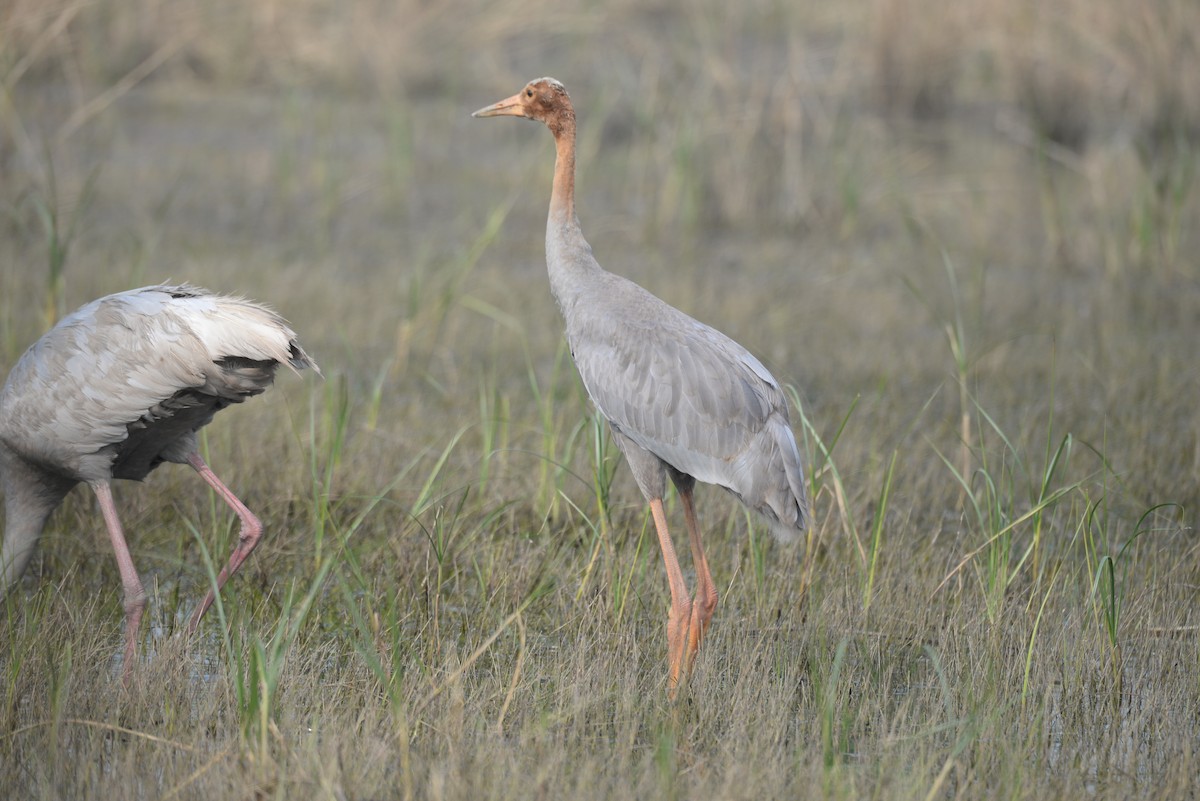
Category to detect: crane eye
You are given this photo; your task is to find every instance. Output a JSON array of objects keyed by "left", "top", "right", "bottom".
[{"left": 526, "top": 89, "right": 534, "bottom": 98}]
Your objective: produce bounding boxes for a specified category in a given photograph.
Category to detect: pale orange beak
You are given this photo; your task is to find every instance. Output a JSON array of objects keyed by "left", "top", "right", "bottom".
[{"left": 472, "top": 92, "right": 528, "bottom": 119}]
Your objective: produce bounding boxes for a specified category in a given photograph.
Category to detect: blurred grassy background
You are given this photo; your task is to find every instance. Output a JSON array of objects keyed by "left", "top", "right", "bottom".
[{"left": 1, "top": 0, "right": 1199, "bottom": 798}]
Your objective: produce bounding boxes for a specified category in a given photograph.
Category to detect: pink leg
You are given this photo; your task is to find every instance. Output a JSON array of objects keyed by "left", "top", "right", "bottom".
[
  {"left": 91, "top": 480, "right": 145, "bottom": 686},
  {"left": 649, "top": 498, "right": 692, "bottom": 699},
  {"left": 185, "top": 452, "right": 262, "bottom": 633},
  {"left": 679, "top": 487, "right": 718, "bottom": 678}
]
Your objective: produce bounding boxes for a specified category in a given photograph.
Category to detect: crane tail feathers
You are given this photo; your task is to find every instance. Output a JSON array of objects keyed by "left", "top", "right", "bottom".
[
  {"left": 287, "top": 342, "right": 320, "bottom": 377},
  {"left": 757, "top": 416, "right": 810, "bottom": 543}
]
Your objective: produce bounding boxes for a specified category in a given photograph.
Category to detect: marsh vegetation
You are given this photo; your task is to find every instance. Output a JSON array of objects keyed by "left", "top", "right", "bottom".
[{"left": 1, "top": 0, "right": 1198, "bottom": 797}]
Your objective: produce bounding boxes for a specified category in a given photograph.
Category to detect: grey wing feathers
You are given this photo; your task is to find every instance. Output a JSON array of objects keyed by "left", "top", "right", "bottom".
[
  {"left": 0, "top": 285, "right": 315, "bottom": 480},
  {"left": 571, "top": 282, "right": 809, "bottom": 538}
]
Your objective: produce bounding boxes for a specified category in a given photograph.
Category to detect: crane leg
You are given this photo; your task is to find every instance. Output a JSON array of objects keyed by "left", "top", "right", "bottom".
[
  {"left": 184, "top": 452, "right": 262, "bottom": 633},
  {"left": 679, "top": 487, "right": 718, "bottom": 679},
  {"left": 91, "top": 480, "right": 145, "bottom": 686},
  {"left": 649, "top": 497, "right": 692, "bottom": 698}
]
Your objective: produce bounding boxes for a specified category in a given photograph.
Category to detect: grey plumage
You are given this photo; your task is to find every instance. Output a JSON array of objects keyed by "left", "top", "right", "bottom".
[
  {"left": 475, "top": 78, "right": 809, "bottom": 694},
  {"left": 559, "top": 257, "right": 810, "bottom": 540},
  {"left": 0, "top": 284, "right": 316, "bottom": 681}
]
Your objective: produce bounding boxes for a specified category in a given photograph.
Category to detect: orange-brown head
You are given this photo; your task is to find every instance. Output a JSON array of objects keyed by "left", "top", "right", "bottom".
[{"left": 472, "top": 77, "right": 575, "bottom": 137}]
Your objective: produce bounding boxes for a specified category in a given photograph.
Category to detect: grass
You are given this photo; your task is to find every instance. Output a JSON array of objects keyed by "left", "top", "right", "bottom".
[{"left": 2, "top": 0, "right": 1199, "bottom": 798}]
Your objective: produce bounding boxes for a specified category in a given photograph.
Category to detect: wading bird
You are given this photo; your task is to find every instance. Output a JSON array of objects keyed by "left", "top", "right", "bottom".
[
  {"left": 0, "top": 284, "right": 317, "bottom": 682},
  {"left": 474, "top": 78, "right": 809, "bottom": 695}
]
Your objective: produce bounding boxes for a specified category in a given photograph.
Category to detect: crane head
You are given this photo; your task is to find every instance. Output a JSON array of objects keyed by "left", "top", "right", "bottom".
[{"left": 472, "top": 77, "right": 572, "bottom": 130}]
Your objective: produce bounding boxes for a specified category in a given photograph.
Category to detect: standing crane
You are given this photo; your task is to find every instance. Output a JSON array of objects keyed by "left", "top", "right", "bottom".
[
  {"left": 474, "top": 78, "right": 810, "bottom": 695},
  {"left": 0, "top": 284, "right": 317, "bottom": 683}
]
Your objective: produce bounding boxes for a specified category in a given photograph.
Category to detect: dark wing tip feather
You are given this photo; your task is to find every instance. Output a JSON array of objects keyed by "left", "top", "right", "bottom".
[{"left": 289, "top": 341, "right": 321, "bottom": 377}]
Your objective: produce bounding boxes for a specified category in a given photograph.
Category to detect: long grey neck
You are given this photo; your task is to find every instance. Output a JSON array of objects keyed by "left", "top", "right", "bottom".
[
  {"left": 545, "top": 117, "right": 601, "bottom": 316},
  {"left": 0, "top": 445, "right": 73, "bottom": 594}
]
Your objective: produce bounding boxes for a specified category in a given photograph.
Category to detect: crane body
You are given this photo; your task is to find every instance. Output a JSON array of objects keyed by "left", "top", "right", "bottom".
[
  {"left": 475, "top": 78, "right": 809, "bottom": 694},
  {"left": 0, "top": 284, "right": 316, "bottom": 682}
]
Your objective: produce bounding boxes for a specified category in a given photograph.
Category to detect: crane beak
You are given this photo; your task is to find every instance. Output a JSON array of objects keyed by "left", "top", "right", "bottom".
[{"left": 472, "top": 92, "right": 528, "bottom": 119}]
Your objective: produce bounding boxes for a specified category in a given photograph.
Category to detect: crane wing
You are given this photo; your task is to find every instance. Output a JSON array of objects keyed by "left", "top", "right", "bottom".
[
  {"left": 0, "top": 286, "right": 310, "bottom": 480},
  {"left": 570, "top": 288, "right": 786, "bottom": 486},
  {"left": 562, "top": 274, "right": 809, "bottom": 537}
]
